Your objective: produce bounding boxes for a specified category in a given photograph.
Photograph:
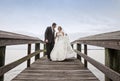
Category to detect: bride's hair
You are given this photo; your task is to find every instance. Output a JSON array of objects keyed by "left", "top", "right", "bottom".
[{"left": 58, "top": 26, "right": 62, "bottom": 31}]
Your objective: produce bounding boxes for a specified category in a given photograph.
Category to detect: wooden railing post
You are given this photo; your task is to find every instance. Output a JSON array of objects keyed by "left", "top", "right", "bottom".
[
  {"left": 27, "top": 44, "right": 31, "bottom": 67},
  {"left": 105, "top": 48, "right": 120, "bottom": 81},
  {"left": 35, "top": 43, "right": 40, "bottom": 61},
  {"left": 0, "top": 46, "right": 6, "bottom": 81},
  {"left": 77, "top": 43, "right": 81, "bottom": 61},
  {"left": 84, "top": 44, "right": 87, "bottom": 68},
  {"left": 71, "top": 44, "right": 73, "bottom": 48},
  {"left": 44, "top": 44, "right": 46, "bottom": 56}
]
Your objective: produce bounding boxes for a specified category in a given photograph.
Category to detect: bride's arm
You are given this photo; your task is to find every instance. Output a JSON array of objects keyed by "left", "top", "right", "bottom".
[
  {"left": 55, "top": 33, "right": 58, "bottom": 40},
  {"left": 62, "top": 32, "right": 64, "bottom": 36},
  {"left": 55, "top": 33, "right": 58, "bottom": 42}
]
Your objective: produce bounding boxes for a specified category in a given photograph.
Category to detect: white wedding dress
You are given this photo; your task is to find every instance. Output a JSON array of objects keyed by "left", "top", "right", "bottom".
[{"left": 50, "top": 32, "right": 76, "bottom": 61}]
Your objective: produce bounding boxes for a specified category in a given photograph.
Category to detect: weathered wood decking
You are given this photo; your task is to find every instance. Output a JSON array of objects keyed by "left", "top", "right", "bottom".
[{"left": 12, "top": 57, "right": 99, "bottom": 81}]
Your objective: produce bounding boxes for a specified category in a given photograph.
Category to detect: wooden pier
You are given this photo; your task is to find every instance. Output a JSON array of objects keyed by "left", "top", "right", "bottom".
[
  {"left": 12, "top": 57, "right": 99, "bottom": 81},
  {"left": 0, "top": 30, "right": 120, "bottom": 81}
]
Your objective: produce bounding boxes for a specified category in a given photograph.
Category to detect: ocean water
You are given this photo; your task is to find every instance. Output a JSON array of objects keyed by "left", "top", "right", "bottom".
[
  {"left": 4, "top": 45, "right": 105, "bottom": 81},
  {"left": 87, "top": 49, "right": 105, "bottom": 81}
]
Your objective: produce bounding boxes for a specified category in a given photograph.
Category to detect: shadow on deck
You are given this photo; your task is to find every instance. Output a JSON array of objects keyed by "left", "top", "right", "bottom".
[{"left": 12, "top": 57, "right": 99, "bottom": 81}]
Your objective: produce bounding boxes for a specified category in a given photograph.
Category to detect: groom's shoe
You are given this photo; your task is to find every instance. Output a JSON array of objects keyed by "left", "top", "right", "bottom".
[
  {"left": 49, "top": 59, "right": 52, "bottom": 61},
  {"left": 48, "top": 58, "right": 52, "bottom": 61}
]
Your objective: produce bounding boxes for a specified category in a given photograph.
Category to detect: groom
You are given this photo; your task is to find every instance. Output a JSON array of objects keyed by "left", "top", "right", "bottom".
[{"left": 44, "top": 23, "right": 56, "bottom": 60}]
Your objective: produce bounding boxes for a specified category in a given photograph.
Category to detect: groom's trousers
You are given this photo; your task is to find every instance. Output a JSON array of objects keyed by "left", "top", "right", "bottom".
[{"left": 46, "top": 42, "right": 54, "bottom": 59}]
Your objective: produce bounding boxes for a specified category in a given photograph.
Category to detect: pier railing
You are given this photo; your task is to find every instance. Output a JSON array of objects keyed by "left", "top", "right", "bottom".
[
  {"left": 1, "top": 30, "right": 120, "bottom": 81},
  {"left": 0, "top": 30, "right": 45, "bottom": 81},
  {"left": 71, "top": 31, "right": 120, "bottom": 81}
]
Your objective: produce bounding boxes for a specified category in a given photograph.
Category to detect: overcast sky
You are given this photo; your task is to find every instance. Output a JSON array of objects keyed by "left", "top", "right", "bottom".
[{"left": 0, "top": 0, "right": 120, "bottom": 37}]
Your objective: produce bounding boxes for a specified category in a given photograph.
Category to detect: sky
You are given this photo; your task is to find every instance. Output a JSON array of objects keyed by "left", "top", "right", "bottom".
[{"left": 0, "top": 0, "right": 120, "bottom": 38}]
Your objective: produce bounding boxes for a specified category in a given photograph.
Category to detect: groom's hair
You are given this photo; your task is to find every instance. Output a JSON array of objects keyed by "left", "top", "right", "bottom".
[{"left": 52, "top": 23, "right": 57, "bottom": 26}]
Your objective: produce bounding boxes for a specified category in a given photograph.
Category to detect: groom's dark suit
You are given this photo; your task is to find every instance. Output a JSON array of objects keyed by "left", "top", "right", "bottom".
[{"left": 45, "top": 27, "right": 55, "bottom": 60}]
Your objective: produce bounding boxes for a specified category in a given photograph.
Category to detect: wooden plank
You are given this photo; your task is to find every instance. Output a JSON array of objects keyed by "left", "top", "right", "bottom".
[
  {"left": 15, "top": 71, "right": 96, "bottom": 78},
  {"left": 27, "top": 44, "right": 31, "bottom": 67},
  {"left": 12, "top": 57, "right": 99, "bottom": 81},
  {"left": 43, "top": 44, "right": 46, "bottom": 56},
  {"left": 77, "top": 40, "right": 120, "bottom": 50},
  {"left": 105, "top": 48, "right": 120, "bottom": 81},
  {"left": 71, "top": 44, "right": 73, "bottom": 48},
  {"left": 22, "top": 70, "right": 91, "bottom": 74},
  {"left": 84, "top": 44, "right": 87, "bottom": 68},
  {"left": 0, "top": 39, "right": 43, "bottom": 47},
  {"left": 77, "top": 43, "right": 81, "bottom": 60},
  {"left": 0, "top": 30, "right": 40, "bottom": 40},
  {"left": 72, "top": 31, "right": 120, "bottom": 50},
  {"left": 0, "top": 46, "right": 6, "bottom": 81},
  {"left": 13, "top": 79, "right": 98, "bottom": 81},
  {"left": 13, "top": 77, "right": 98, "bottom": 80},
  {"left": 0, "top": 30, "right": 44, "bottom": 46},
  {"left": 35, "top": 43, "right": 40, "bottom": 60},
  {"left": 77, "top": 31, "right": 120, "bottom": 41}
]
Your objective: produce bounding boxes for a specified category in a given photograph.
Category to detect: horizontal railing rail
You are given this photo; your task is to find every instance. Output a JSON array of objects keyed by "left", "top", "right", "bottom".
[
  {"left": 75, "top": 50, "right": 120, "bottom": 81},
  {"left": 0, "top": 30, "right": 45, "bottom": 81},
  {"left": 71, "top": 40, "right": 120, "bottom": 50},
  {"left": 71, "top": 31, "right": 120, "bottom": 81},
  {"left": 0, "top": 50, "right": 44, "bottom": 76},
  {"left": 0, "top": 30, "right": 44, "bottom": 46}
]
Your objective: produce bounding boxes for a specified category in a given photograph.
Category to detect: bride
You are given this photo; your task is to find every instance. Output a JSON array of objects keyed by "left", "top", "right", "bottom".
[{"left": 50, "top": 26, "right": 76, "bottom": 61}]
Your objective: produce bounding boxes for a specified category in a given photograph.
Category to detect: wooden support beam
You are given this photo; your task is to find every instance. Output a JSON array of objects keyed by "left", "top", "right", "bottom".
[
  {"left": 71, "top": 44, "right": 73, "bottom": 48},
  {"left": 27, "top": 44, "right": 31, "bottom": 67},
  {"left": 84, "top": 44, "right": 87, "bottom": 68},
  {"left": 35, "top": 43, "right": 40, "bottom": 61},
  {"left": 44, "top": 44, "right": 46, "bottom": 56},
  {"left": 77, "top": 44, "right": 81, "bottom": 61},
  {"left": 105, "top": 48, "right": 120, "bottom": 81},
  {"left": 0, "top": 46, "right": 6, "bottom": 81}
]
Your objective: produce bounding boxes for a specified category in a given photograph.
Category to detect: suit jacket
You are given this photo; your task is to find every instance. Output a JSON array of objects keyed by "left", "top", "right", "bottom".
[{"left": 45, "top": 26, "right": 55, "bottom": 43}]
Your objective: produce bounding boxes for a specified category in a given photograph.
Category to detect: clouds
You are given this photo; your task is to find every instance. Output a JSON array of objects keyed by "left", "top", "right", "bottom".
[{"left": 0, "top": 0, "right": 120, "bottom": 37}]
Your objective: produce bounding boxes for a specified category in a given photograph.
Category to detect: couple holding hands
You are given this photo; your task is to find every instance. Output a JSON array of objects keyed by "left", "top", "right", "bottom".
[{"left": 45, "top": 23, "right": 76, "bottom": 61}]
